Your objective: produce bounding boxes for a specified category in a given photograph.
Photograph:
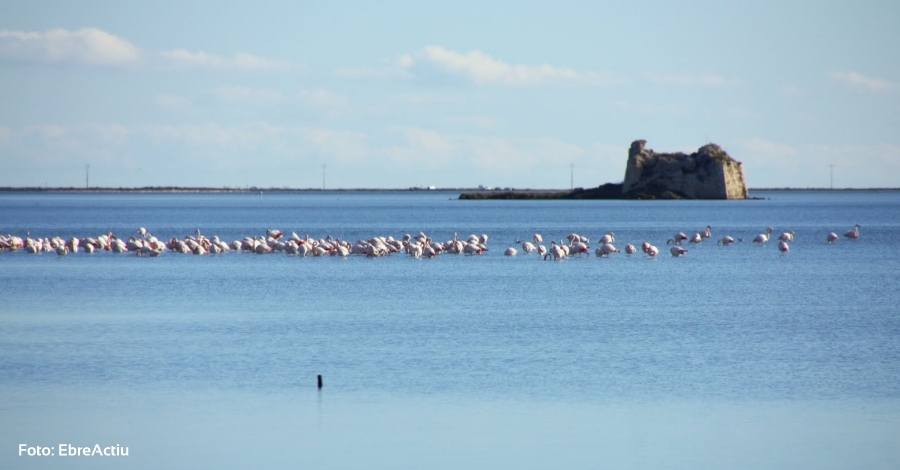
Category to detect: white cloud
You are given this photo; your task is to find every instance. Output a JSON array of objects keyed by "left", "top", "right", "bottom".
[
  {"left": 829, "top": 71, "right": 896, "bottom": 93},
  {"left": 215, "top": 86, "right": 285, "bottom": 104},
  {"left": 726, "top": 107, "right": 757, "bottom": 120},
  {"left": 394, "top": 54, "right": 414, "bottom": 68},
  {"left": 385, "top": 126, "right": 587, "bottom": 174},
  {"left": 298, "top": 89, "right": 349, "bottom": 109},
  {"left": 300, "top": 128, "right": 368, "bottom": 163},
  {"left": 335, "top": 67, "right": 406, "bottom": 79},
  {"left": 390, "top": 91, "right": 466, "bottom": 105},
  {"left": 0, "top": 28, "right": 139, "bottom": 65},
  {"left": 444, "top": 116, "right": 501, "bottom": 130},
  {"left": 159, "top": 49, "right": 303, "bottom": 71},
  {"left": 611, "top": 100, "right": 690, "bottom": 117},
  {"left": 335, "top": 54, "right": 414, "bottom": 80},
  {"left": 734, "top": 138, "right": 900, "bottom": 188},
  {"left": 155, "top": 94, "right": 196, "bottom": 111},
  {"left": 0, "top": 27, "right": 305, "bottom": 73},
  {"left": 645, "top": 73, "right": 740, "bottom": 87},
  {"left": 781, "top": 84, "right": 804, "bottom": 96},
  {"left": 417, "top": 46, "right": 621, "bottom": 86},
  {"left": 736, "top": 138, "right": 797, "bottom": 160}
]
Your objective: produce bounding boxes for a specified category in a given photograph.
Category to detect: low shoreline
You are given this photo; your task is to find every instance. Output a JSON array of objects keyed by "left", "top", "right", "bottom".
[{"left": 0, "top": 186, "right": 897, "bottom": 194}]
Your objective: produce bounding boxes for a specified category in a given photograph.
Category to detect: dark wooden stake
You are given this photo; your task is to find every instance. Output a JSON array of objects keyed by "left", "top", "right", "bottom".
[{"left": 317, "top": 374, "right": 323, "bottom": 389}]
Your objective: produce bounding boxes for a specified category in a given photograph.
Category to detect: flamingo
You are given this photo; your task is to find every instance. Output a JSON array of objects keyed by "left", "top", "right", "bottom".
[
  {"left": 537, "top": 245, "right": 547, "bottom": 257},
  {"left": 670, "top": 246, "right": 688, "bottom": 257},
  {"left": 777, "top": 231, "right": 795, "bottom": 242},
  {"left": 717, "top": 236, "right": 736, "bottom": 246},
  {"left": 595, "top": 243, "right": 620, "bottom": 257},
  {"left": 844, "top": 224, "right": 860, "bottom": 240},
  {"left": 533, "top": 234, "right": 543, "bottom": 243},
  {"left": 544, "top": 244, "right": 566, "bottom": 261},
  {"left": 624, "top": 244, "right": 637, "bottom": 254},
  {"left": 570, "top": 241, "right": 590, "bottom": 255},
  {"left": 700, "top": 225, "right": 712, "bottom": 239},
  {"left": 671, "top": 232, "right": 688, "bottom": 245},
  {"left": 778, "top": 241, "right": 790, "bottom": 253},
  {"left": 688, "top": 233, "right": 702, "bottom": 244},
  {"left": 463, "top": 243, "right": 483, "bottom": 255},
  {"left": 826, "top": 232, "right": 839, "bottom": 244},
  {"left": 599, "top": 232, "right": 615, "bottom": 244},
  {"left": 753, "top": 227, "right": 774, "bottom": 245},
  {"left": 504, "top": 247, "right": 517, "bottom": 256},
  {"left": 646, "top": 245, "right": 659, "bottom": 257},
  {"left": 298, "top": 243, "right": 312, "bottom": 257}
]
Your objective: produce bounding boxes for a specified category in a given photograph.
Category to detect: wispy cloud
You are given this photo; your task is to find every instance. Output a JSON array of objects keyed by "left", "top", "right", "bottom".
[
  {"left": 737, "top": 138, "right": 797, "bottom": 159},
  {"left": 0, "top": 28, "right": 139, "bottom": 65},
  {"left": 154, "top": 94, "right": 196, "bottom": 111},
  {"left": 829, "top": 71, "right": 896, "bottom": 93},
  {"left": 159, "top": 49, "right": 303, "bottom": 72},
  {"left": 390, "top": 91, "right": 467, "bottom": 105},
  {"left": 215, "top": 86, "right": 285, "bottom": 104},
  {"left": 298, "top": 89, "right": 349, "bottom": 109},
  {"left": 335, "top": 55, "right": 414, "bottom": 80},
  {"left": 0, "top": 27, "right": 304, "bottom": 73},
  {"left": 414, "top": 46, "right": 622, "bottom": 86},
  {"left": 781, "top": 84, "right": 804, "bottom": 96},
  {"left": 734, "top": 138, "right": 900, "bottom": 187},
  {"left": 644, "top": 73, "right": 740, "bottom": 87},
  {"left": 385, "top": 126, "right": 586, "bottom": 172},
  {"left": 444, "top": 116, "right": 501, "bottom": 130}
]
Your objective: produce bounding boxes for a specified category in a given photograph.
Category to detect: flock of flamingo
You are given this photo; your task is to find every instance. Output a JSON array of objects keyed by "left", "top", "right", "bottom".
[{"left": 0, "top": 224, "right": 862, "bottom": 259}]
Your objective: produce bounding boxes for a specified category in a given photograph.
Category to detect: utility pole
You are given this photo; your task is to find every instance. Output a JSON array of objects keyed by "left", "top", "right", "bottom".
[
  {"left": 322, "top": 164, "right": 326, "bottom": 190},
  {"left": 85, "top": 164, "right": 90, "bottom": 189}
]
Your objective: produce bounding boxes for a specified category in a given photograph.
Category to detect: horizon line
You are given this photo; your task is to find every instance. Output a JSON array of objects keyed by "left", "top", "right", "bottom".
[{"left": 2, "top": 186, "right": 899, "bottom": 192}]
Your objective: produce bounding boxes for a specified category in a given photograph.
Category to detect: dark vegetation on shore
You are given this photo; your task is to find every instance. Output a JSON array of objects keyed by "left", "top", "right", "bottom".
[
  {"left": 461, "top": 185, "right": 897, "bottom": 200},
  {"left": 461, "top": 183, "right": 773, "bottom": 200},
  {"left": 459, "top": 184, "right": 625, "bottom": 200}
]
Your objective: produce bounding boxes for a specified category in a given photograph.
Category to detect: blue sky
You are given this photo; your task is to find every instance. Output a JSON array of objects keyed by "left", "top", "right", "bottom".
[{"left": 1, "top": 1, "right": 898, "bottom": 189}]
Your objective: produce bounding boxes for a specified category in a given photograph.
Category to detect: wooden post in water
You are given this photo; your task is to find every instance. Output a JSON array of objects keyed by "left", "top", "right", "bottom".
[{"left": 317, "top": 374, "right": 323, "bottom": 389}]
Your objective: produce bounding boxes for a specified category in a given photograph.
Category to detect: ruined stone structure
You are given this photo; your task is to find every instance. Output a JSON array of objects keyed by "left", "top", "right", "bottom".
[{"left": 621, "top": 140, "right": 748, "bottom": 199}]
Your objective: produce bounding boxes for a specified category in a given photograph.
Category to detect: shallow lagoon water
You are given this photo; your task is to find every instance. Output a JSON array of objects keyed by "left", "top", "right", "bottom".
[{"left": 2, "top": 190, "right": 899, "bottom": 469}]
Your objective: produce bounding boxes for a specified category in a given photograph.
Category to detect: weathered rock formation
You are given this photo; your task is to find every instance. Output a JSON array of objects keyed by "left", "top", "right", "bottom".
[{"left": 621, "top": 140, "right": 748, "bottom": 199}]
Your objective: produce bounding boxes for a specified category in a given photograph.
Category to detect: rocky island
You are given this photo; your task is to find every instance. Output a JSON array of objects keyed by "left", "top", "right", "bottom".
[{"left": 460, "top": 140, "right": 749, "bottom": 200}]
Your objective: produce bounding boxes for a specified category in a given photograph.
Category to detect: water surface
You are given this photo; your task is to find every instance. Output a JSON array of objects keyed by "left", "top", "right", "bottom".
[{"left": 2, "top": 190, "right": 899, "bottom": 469}]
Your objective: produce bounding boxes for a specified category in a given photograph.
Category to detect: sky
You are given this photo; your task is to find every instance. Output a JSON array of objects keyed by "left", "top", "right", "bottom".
[{"left": 1, "top": 0, "right": 898, "bottom": 189}]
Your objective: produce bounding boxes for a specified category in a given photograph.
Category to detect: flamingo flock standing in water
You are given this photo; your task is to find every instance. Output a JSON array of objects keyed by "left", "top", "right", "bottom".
[{"left": 0, "top": 224, "right": 865, "bottom": 260}]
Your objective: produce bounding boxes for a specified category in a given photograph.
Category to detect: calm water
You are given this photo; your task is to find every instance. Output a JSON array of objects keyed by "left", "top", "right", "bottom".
[{"left": 2, "top": 190, "right": 899, "bottom": 469}]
